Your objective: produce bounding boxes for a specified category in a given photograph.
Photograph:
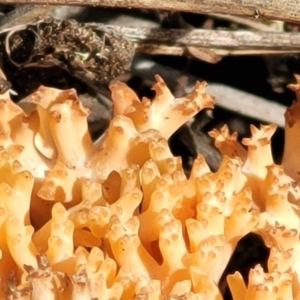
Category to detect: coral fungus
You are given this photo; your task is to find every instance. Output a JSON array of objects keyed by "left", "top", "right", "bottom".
[{"left": 1, "top": 68, "right": 300, "bottom": 300}]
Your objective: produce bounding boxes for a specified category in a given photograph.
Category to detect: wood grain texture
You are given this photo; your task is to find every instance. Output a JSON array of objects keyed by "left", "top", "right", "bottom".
[
  {"left": 108, "top": 25, "right": 300, "bottom": 49},
  {"left": 0, "top": 0, "right": 299, "bottom": 23}
]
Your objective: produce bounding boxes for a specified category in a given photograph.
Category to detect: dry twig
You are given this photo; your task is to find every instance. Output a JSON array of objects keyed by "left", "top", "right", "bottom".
[
  {"left": 0, "top": 5, "right": 51, "bottom": 28},
  {"left": 108, "top": 26, "right": 300, "bottom": 49},
  {"left": 95, "top": 25, "right": 300, "bottom": 56},
  {"left": 0, "top": 0, "right": 299, "bottom": 23}
]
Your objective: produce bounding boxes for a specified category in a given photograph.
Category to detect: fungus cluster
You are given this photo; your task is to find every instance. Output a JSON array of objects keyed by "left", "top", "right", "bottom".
[{"left": 0, "top": 68, "right": 300, "bottom": 299}]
